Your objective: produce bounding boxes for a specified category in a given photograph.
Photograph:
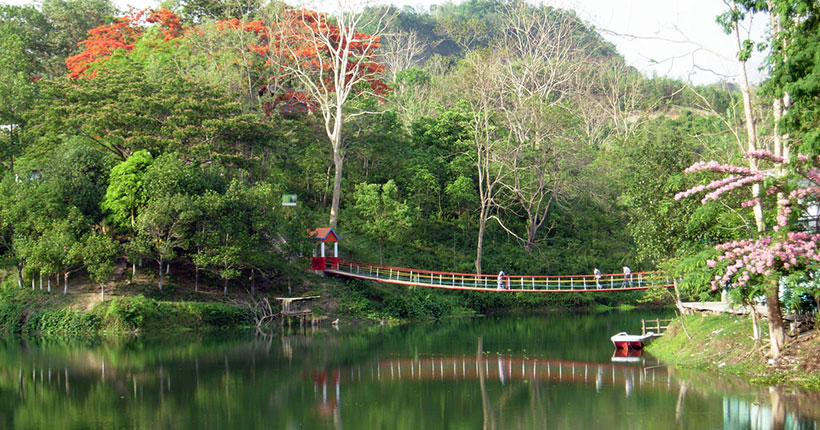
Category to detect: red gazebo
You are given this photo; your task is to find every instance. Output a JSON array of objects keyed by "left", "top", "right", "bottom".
[{"left": 307, "top": 227, "right": 341, "bottom": 270}]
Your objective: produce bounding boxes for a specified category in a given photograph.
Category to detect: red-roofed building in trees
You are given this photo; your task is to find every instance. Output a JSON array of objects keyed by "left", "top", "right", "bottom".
[{"left": 307, "top": 227, "right": 341, "bottom": 271}]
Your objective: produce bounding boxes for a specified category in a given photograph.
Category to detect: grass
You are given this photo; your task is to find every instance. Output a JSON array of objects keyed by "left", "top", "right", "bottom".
[{"left": 648, "top": 314, "right": 820, "bottom": 391}]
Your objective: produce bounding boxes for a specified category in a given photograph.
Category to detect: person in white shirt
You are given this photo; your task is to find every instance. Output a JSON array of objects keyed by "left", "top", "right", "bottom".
[{"left": 622, "top": 266, "right": 632, "bottom": 287}]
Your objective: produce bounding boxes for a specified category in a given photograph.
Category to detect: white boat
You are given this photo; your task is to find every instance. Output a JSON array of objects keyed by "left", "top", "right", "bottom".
[
  {"left": 610, "top": 332, "right": 655, "bottom": 349},
  {"left": 611, "top": 348, "right": 644, "bottom": 363}
]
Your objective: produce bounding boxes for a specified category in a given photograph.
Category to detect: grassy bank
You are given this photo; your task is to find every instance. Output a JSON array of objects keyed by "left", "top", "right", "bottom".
[
  {"left": 647, "top": 314, "right": 820, "bottom": 391},
  {"left": 0, "top": 262, "right": 667, "bottom": 337},
  {"left": 0, "top": 287, "right": 251, "bottom": 337}
]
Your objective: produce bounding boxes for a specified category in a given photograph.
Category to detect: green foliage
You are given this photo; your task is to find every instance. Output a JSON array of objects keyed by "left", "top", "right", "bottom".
[
  {"left": 179, "top": 0, "right": 262, "bottom": 21},
  {"left": 0, "top": 0, "right": 779, "bottom": 326},
  {"left": 619, "top": 114, "right": 742, "bottom": 266},
  {"left": 26, "top": 56, "right": 272, "bottom": 163},
  {"left": 0, "top": 301, "right": 24, "bottom": 334},
  {"left": 40, "top": 0, "right": 118, "bottom": 73},
  {"left": 43, "top": 138, "right": 116, "bottom": 221},
  {"left": 96, "top": 295, "right": 250, "bottom": 332},
  {"left": 1, "top": 0, "right": 117, "bottom": 78},
  {"left": 101, "top": 150, "right": 153, "bottom": 231},
  {"left": 23, "top": 308, "right": 101, "bottom": 336},
  {"left": 661, "top": 247, "right": 722, "bottom": 301},
  {"left": 83, "top": 231, "right": 119, "bottom": 286},
  {"left": 135, "top": 193, "right": 197, "bottom": 289},
  {"left": 349, "top": 180, "right": 411, "bottom": 264}
]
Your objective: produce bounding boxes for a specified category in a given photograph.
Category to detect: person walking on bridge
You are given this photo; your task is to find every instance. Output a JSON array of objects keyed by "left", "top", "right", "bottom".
[
  {"left": 594, "top": 267, "right": 602, "bottom": 289},
  {"left": 622, "top": 266, "right": 632, "bottom": 287},
  {"left": 497, "top": 270, "right": 505, "bottom": 290}
]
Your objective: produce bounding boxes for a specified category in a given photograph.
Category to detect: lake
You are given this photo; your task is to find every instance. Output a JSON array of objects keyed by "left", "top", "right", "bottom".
[{"left": 0, "top": 311, "right": 817, "bottom": 429}]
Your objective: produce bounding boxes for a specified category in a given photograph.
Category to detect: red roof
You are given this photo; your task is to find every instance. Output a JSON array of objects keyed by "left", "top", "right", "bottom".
[{"left": 307, "top": 227, "right": 341, "bottom": 242}]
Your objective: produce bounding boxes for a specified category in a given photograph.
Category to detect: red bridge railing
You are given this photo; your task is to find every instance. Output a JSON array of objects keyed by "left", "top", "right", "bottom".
[{"left": 318, "top": 259, "right": 672, "bottom": 293}]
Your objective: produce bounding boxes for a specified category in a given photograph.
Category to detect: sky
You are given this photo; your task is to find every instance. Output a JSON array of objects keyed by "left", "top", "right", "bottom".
[
  {"left": 565, "top": 0, "right": 766, "bottom": 85},
  {"left": 3, "top": 0, "right": 767, "bottom": 85}
]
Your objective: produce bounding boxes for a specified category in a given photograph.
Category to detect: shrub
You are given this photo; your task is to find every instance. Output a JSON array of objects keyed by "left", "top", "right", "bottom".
[
  {"left": 96, "top": 296, "right": 250, "bottom": 332},
  {"left": 193, "top": 302, "right": 251, "bottom": 327},
  {"left": 0, "top": 302, "right": 24, "bottom": 334},
  {"left": 23, "top": 309, "right": 101, "bottom": 336}
]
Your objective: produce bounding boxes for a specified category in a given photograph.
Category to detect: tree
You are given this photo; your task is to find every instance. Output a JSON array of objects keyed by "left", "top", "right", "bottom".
[
  {"left": 277, "top": 4, "right": 391, "bottom": 229},
  {"left": 135, "top": 194, "right": 197, "bottom": 290},
  {"left": 452, "top": 53, "right": 508, "bottom": 274},
  {"left": 193, "top": 187, "right": 248, "bottom": 295},
  {"left": 622, "top": 115, "right": 742, "bottom": 266},
  {"left": 42, "top": 0, "right": 118, "bottom": 75},
  {"left": 675, "top": 151, "right": 820, "bottom": 358},
  {"left": 478, "top": 2, "right": 598, "bottom": 254},
  {"left": 379, "top": 30, "right": 425, "bottom": 82},
  {"left": 30, "top": 61, "right": 271, "bottom": 163},
  {"left": 701, "top": 0, "right": 820, "bottom": 358},
  {"left": 101, "top": 150, "right": 153, "bottom": 232},
  {"left": 44, "top": 138, "right": 116, "bottom": 222},
  {"left": 0, "top": 29, "right": 36, "bottom": 172},
  {"left": 44, "top": 212, "right": 86, "bottom": 294},
  {"left": 179, "top": 0, "right": 262, "bottom": 22},
  {"left": 65, "top": 7, "right": 181, "bottom": 78},
  {"left": 83, "top": 231, "right": 119, "bottom": 300},
  {"left": 1, "top": 2, "right": 116, "bottom": 78},
  {"left": 0, "top": 5, "right": 52, "bottom": 75},
  {"left": 350, "top": 180, "right": 411, "bottom": 265}
]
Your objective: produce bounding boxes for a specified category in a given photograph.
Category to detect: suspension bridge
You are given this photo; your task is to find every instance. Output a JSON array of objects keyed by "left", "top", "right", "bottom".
[
  {"left": 317, "top": 259, "right": 673, "bottom": 293},
  {"left": 308, "top": 227, "right": 673, "bottom": 293}
]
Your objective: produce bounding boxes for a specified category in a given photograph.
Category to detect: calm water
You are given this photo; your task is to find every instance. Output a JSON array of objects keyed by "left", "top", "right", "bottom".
[{"left": 0, "top": 311, "right": 818, "bottom": 430}]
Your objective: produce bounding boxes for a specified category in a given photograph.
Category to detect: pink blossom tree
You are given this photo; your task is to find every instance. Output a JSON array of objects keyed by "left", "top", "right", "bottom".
[{"left": 675, "top": 151, "right": 820, "bottom": 358}]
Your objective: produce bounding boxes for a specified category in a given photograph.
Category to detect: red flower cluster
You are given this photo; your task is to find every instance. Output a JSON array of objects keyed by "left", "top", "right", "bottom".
[
  {"left": 677, "top": 150, "right": 820, "bottom": 289},
  {"left": 66, "top": 6, "right": 390, "bottom": 113},
  {"left": 66, "top": 7, "right": 184, "bottom": 78}
]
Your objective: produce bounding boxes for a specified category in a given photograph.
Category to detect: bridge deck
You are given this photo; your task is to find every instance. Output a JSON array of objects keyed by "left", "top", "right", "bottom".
[{"left": 323, "top": 260, "right": 673, "bottom": 293}]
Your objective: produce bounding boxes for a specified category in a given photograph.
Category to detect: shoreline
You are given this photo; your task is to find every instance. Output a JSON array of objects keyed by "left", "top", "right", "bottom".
[{"left": 646, "top": 314, "right": 820, "bottom": 391}]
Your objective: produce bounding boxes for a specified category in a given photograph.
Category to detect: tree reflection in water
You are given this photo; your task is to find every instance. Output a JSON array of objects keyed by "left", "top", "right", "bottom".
[{"left": 1, "top": 315, "right": 819, "bottom": 430}]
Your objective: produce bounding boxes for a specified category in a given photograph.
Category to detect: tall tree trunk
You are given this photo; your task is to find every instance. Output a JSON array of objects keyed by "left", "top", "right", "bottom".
[
  {"left": 525, "top": 222, "right": 536, "bottom": 252},
  {"left": 731, "top": 1, "right": 765, "bottom": 233},
  {"left": 223, "top": 276, "right": 228, "bottom": 296},
  {"left": 64, "top": 272, "right": 68, "bottom": 295},
  {"left": 766, "top": 279, "right": 785, "bottom": 358},
  {"left": 475, "top": 216, "right": 486, "bottom": 275},
  {"left": 329, "top": 146, "right": 344, "bottom": 229},
  {"left": 194, "top": 265, "right": 199, "bottom": 293},
  {"left": 157, "top": 260, "right": 164, "bottom": 291},
  {"left": 748, "top": 299, "right": 761, "bottom": 340}
]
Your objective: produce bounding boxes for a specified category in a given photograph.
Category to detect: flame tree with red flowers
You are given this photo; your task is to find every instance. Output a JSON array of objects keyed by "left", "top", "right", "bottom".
[
  {"left": 274, "top": 4, "right": 391, "bottom": 229},
  {"left": 65, "top": 7, "right": 183, "bottom": 79},
  {"left": 67, "top": 5, "right": 391, "bottom": 230}
]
